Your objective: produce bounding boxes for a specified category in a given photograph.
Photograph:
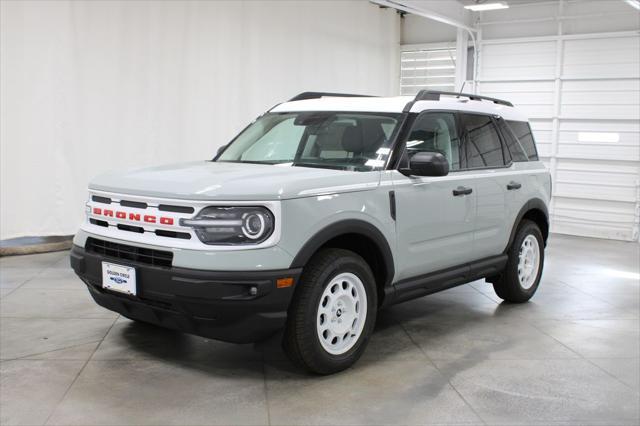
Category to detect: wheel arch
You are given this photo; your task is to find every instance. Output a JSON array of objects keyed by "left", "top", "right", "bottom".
[
  {"left": 505, "top": 198, "right": 550, "bottom": 252},
  {"left": 290, "top": 219, "right": 395, "bottom": 305}
]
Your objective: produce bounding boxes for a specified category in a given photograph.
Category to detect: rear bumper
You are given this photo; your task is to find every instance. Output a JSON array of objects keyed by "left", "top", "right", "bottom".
[{"left": 70, "top": 244, "right": 301, "bottom": 343}]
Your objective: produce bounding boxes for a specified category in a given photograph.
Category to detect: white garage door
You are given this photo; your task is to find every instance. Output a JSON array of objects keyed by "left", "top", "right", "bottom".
[{"left": 478, "top": 32, "right": 640, "bottom": 241}]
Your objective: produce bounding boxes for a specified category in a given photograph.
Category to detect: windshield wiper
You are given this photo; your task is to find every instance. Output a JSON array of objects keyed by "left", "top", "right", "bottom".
[{"left": 291, "top": 162, "right": 351, "bottom": 171}]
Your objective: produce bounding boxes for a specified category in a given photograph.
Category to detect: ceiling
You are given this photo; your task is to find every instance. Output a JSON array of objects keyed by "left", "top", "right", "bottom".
[{"left": 457, "top": 0, "right": 559, "bottom": 6}]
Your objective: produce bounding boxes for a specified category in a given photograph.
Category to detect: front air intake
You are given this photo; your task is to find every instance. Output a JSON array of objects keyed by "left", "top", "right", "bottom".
[{"left": 85, "top": 238, "right": 173, "bottom": 268}]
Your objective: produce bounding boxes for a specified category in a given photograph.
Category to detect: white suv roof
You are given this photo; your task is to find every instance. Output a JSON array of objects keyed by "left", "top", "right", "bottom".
[{"left": 272, "top": 93, "right": 529, "bottom": 122}]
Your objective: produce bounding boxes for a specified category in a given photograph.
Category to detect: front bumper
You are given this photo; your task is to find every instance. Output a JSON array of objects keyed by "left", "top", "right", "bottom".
[{"left": 70, "top": 244, "right": 301, "bottom": 343}]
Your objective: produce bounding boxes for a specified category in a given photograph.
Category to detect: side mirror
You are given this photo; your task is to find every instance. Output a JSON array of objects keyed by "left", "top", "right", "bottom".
[{"left": 401, "top": 152, "right": 449, "bottom": 177}]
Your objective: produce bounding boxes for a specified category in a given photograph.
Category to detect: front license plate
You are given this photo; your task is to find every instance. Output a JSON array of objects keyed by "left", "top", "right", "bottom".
[{"left": 102, "top": 262, "right": 137, "bottom": 295}]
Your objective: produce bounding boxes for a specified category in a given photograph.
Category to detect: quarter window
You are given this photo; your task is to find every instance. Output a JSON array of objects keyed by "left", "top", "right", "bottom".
[
  {"left": 496, "top": 118, "right": 528, "bottom": 162},
  {"left": 460, "top": 113, "right": 505, "bottom": 168},
  {"left": 506, "top": 120, "right": 539, "bottom": 161},
  {"left": 406, "top": 112, "right": 461, "bottom": 171}
]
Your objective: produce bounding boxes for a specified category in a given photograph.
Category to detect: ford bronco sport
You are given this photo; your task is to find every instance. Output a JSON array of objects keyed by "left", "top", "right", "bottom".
[{"left": 71, "top": 90, "right": 551, "bottom": 374}]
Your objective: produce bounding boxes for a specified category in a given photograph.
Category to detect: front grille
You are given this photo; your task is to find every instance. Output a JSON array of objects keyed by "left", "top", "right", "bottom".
[
  {"left": 120, "top": 200, "right": 148, "bottom": 209},
  {"left": 86, "top": 237, "right": 173, "bottom": 268},
  {"left": 159, "top": 204, "right": 195, "bottom": 214}
]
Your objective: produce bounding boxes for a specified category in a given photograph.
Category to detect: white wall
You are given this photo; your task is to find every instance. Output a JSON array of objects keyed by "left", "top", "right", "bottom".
[{"left": 0, "top": 0, "right": 400, "bottom": 239}]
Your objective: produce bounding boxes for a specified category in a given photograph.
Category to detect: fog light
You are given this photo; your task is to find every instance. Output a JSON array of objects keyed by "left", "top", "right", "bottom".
[{"left": 249, "top": 286, "right": 257, "bottom": 296}]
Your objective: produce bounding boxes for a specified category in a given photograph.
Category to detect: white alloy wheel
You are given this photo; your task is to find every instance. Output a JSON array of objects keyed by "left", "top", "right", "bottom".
[
  {"left": 518, "top": 234, "right": 540, "bottom": 290},
  {"left": 316, "top": 272, "right": 368, "bottom": 355}
]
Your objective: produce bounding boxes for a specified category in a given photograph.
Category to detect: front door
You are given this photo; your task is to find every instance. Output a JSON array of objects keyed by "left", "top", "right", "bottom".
[{"left": 392, "top": 111, "right": 476, "bottom": 281}]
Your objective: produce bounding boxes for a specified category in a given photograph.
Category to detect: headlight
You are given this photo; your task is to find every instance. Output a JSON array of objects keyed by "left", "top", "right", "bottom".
[{"left": 180, "top": 206, "right": 274, "bottom": 245}]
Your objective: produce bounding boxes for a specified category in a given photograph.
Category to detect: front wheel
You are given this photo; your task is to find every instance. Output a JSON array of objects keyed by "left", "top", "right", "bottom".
[
  {"left": 493, "top": 219, "right": 545, "bottom": 303},
  {"left": 283, "top": 248, "right": 377, "bottom": 375}
]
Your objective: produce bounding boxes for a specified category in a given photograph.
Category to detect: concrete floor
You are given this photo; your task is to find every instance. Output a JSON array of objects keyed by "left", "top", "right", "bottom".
[{"left": 0, "top": 234, "right": 638, "bottom": 426}]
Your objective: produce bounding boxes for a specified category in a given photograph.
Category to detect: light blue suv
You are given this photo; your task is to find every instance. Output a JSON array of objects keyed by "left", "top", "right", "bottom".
[{"left": 71, "top": 91, "right": 551, "bottom": 374}]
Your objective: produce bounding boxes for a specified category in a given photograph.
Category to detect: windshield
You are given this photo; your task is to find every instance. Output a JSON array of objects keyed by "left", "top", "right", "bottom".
[{"left": 216, "top": 112, "right": 402, "bottom": 171}]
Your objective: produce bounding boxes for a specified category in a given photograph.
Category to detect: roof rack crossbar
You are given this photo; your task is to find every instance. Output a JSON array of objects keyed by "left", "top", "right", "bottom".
[
  {"left": 288, "top": 92, "right": 376, "bottom": 102},
  {"left": 412, "top": 90, "right": 514, "bottom": 107}
]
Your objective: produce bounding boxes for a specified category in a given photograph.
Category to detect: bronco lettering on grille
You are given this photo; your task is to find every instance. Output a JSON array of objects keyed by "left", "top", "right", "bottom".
[{"left": 92, "top": 207, "right": 174, "bottom": 225}]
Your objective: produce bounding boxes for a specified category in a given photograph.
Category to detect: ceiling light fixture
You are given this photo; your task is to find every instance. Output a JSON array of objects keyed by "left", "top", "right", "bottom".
[
  {"left": 464, "top": 2, "right": 509, "bottom": 11},
  {"left": 623, "top": 0, "right": 640, "bottom": 11}
]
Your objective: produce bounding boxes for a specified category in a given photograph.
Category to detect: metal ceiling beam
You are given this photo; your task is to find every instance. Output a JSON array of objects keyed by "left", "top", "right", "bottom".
[{"left": 371, "top": 0, "right": 477, "bottom": 33}]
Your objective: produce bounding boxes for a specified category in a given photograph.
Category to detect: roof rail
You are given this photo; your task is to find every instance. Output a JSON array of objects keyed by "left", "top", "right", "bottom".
[
  {"left": 288, "top": 92, "right": 376, "bottom": 102},
  {"left": 411, "top": 90, "right": 514, "bottom": 107}
]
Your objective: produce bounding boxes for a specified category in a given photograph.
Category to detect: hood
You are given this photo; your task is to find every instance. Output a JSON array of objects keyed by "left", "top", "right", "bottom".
[{"left": 89, "top": 161, "right": 381, "bottom": 201}]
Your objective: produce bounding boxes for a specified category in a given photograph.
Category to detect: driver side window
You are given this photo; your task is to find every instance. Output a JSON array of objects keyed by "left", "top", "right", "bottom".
[{"left": 406, "top": 112, "right": 461, "bottom": 171}]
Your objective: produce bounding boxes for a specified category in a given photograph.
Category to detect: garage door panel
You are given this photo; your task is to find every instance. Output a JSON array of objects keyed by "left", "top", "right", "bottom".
[
  {"left": 562, "top": 91, "right": 640, "bottom": 105},
  {"left": 516, "top": 104, "right": 556, "bottom": 119},
  {"left": 563, "top": 37, "right": 640, "bottom": 79},
  {"left": 563, "top": 63, "right": 640, "bottom": 79},
  {"left": 529, "top": 121, "right": 553, "bottom": 155},
  {"left": 560, "top": 104, "right": 640, "bottom": 120},
  {"left": 532, "top": 129, "right": 552, "bottom": 144},
  {"left": 556, "top": 143, "right": 639, "bottom": 161},
  {"left": 554, "top": 181, "right": 636, "bottom": 203},
  {"left": 480, "top": 42, "right": 556, "bottom": 80},
  {"left": 559, "top": 130, "right": 640, "bottom": 151},
  {"left": 556, "top": 167, "right": 637, "bottom": 188},
  {"left": 559, "top": 119, "right": 640, "bottom": 133},
  {"left": 478, "top": 81, "right": 555, "bottom": 94},
  {"left": 552, "top": 197, "right": 638, "bottom": 240},
  {"left": 482, "top": 41, "right": 556, "bottom": 56},
  {"left": 563, "top": 36, "right": 640, "bottom": 55},
  {"left": 562, "top": 79, "right": 640, "bottom": 93},
  {"left": 483, "top": 91, "right": 553, "bottom": 106},
  {"left": 553, "top": 198, "right": 637, "bottom": 223},
  {"left": 556, "top": 158, "right": 639, "bottom": 175},
  {"left": 536, "top": 144, "right": 552, "bottom": 158},
  {"left": 482, "top": 65, "right": 556, "bottom": 80}
]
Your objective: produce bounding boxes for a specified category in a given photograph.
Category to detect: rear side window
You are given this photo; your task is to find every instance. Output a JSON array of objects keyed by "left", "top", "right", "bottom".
[
  {"left": 506, "top": 120, "right": 539, "bottom": 161},
  {"left": 496, "top": 118, "right": 528, "bottom": 162},
  {"left": 459, "top": 113, "right": 505, "bottom": 169}
]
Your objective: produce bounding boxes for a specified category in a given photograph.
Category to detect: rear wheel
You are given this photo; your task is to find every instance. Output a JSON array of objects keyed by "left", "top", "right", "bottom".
[
  {"left": 493, "top": 219, "right": 544, "bottom": 303},
  {"left": 283, "top": 248, "right": 377, "bottom": 375}
]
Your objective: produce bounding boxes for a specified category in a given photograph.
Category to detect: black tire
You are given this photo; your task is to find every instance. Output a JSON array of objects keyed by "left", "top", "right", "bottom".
[
  {"left": 493, "top": 219, "right": 544, "bottom": 303},
  {"left": 283, "top": 248, "right": 377, "bottom": 375}
]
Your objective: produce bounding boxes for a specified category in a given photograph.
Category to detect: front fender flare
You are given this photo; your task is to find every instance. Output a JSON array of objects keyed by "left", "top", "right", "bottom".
[{"left": 289, "top": 219, "right": 395, "bottom": 288}]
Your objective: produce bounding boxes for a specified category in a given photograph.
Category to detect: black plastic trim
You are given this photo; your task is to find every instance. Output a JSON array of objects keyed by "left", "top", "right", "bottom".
[
  {"left": 92, "top": 195, "right": 111, "bottom": 204},
  {"left": 412, "top": 90, "right": 513, "bottom": 107},
  {"left": 70, "top": 244, "right": 302, "bottom": 343},
  {"left": 389, "top": 191, "right": 396, "bottom": 220},
  {"left": 120, "top": 200, "right": 148, "bottom": 209},
  {"left": 505, "top": 198, "right": 550, "bottom": 251},
  {"left": 158, "top": 204, "right": 195, "bottom": 214},
  {"left": 290, "top": 219, "right": 395, "bottom": 288},
  {"left": 288, "top": 92, "right": 376, "bottom": 102},
  {"left": 384, "top": 255, "right": 508, "bottom": 306}
]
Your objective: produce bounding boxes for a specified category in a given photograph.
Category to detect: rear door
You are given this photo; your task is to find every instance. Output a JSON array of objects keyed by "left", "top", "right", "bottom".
[
  {"left": 391, "top": 111, "right": 476, "bottom": 281},
  {"left": 458, "top": 113, "right": 511, "bottom": 260}
]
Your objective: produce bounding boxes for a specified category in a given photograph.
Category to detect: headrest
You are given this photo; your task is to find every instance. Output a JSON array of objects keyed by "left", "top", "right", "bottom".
[
  {"left": 341, "top": 126, "right": 364, "bottom": 153},
  {"left": 341, "top": 121, "right": 386, "bottom": 154}
]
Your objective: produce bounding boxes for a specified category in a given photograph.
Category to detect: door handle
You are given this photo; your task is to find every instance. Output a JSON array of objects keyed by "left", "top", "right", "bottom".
[
  {"left": 507, "top": 181, "right": 522, "bottom": 190},
  {"left": 453, "top": 186, "right": 473, "bottom": 196}
]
